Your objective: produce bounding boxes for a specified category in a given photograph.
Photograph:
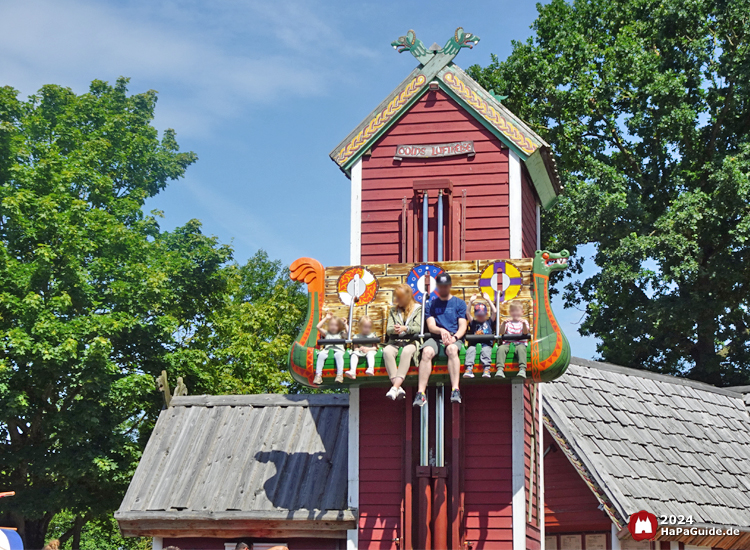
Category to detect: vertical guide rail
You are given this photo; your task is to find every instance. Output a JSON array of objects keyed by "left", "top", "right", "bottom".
[
  {"left": 419, "top": 189, "right": 431, "bottom": 549},
  {"left": 401, "top": 197, "right": 408, "bottom": 263},
  {"left": 460, "top": 189, "right": 467, "bottom": 260},
  {"left": 436, "top": 190, "right": 444, "bottom": 262},
  {"left": 495, "top": 265, "right": 503, "bottom": 338},
  {"left": 436, "top": 386, "right": 444, "bottom": 466},
  {"left": 422, "top": 191, "right": 429, "bottom": 262},
  {"left": 346, "top": 274, "right": 361, "bottom": 341}
]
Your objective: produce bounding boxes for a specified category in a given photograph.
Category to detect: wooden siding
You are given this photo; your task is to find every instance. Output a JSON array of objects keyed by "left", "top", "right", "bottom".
[
  {"left": 543, "top": 426, "right": 612, "bottom": 533},
  {"left": 359, "top": 387, "right": 404, "bottom": 549},
  {"left": 521, "top": 168, "right": 538, "bottom": 257},
  {"left": 360, "top": 90, "right": 510, "bottom": 264},
  {"left": 463, "top": 385, "right": 513, "bottom": 549},
  {"left": 525, "top": 385, "right": 542, "bottom": 550}
]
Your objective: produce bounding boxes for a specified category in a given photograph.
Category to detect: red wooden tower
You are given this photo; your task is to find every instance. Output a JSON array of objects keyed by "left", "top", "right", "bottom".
[{"left": 328, "top": 28, "right": 562, "bottom": 550}]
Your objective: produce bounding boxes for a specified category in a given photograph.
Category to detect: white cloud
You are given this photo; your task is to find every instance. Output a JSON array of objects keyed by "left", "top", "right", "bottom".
[{"left": 0, "top": 0, "right": 378, "bottom": 136}]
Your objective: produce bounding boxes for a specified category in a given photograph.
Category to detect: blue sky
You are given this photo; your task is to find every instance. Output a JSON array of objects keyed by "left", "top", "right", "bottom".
[{"left": 0, "top": 0, "right": 601, "bottom": 359}]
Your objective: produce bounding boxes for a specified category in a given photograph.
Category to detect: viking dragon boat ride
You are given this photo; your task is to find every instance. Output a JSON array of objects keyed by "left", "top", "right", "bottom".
[{"left": 288, "top": 249, "right": 571, "bottom": 387}]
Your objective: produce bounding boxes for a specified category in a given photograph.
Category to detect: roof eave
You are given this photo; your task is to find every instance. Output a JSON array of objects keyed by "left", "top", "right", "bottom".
[{"left": 116, "top": 509, "right": 357, "bottom": 538}]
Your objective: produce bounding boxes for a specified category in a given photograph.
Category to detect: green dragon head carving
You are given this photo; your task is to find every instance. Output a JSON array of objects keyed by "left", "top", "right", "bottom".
[
  {"left": 442, "top": 27, "right": 480, "bottom": 55},
  {"left": 534, "top": 249, "right": 570, "bottom": 276},
  {"left": 391, "top": 29, "right": 432, "bottom": 65}
]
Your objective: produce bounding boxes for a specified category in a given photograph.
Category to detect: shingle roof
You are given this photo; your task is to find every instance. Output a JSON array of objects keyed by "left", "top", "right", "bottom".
[
  {"left": 544, "top": 358, "right": 750, "bottom": 532},
  {"left": 116, "top": 394, "right": 353, "bottom": 537}
]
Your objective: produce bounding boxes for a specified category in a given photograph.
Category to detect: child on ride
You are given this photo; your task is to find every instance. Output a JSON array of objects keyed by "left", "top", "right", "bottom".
[
  {"left": 463, "top": 292, "right": 497, "bottom": 379},
  {"left": 346, "top": 315, "right": 378, "bottom": 379},
  {"left": 314, "top": 311, "right": 348, "bottom": 384},
  {"left": 497, "top": 301, "right": 530, "bottom": 379}
]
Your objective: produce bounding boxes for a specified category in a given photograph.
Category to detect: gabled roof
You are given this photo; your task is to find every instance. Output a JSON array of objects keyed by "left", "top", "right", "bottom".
[
  {"left": 116, "top": 394, "right": 353, "bottom": 539},
  {"left": 330, "top": 29, "right": 562, "bottom": 207},
  {"left": 544, "top": 358, "right": 750, "bottom": 549}
]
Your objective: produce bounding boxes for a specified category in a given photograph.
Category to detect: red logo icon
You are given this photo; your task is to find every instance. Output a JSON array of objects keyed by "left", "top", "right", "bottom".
[{"left": 628, "top": 510, "right": 658, "bottom": 540}]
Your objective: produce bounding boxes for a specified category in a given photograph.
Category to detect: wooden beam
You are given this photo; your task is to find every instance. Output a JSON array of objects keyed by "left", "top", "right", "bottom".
[
  {"left": 122, "top": 527, "right": 349, "bottom": 539},
  {"left": 413, "top": 178, "right": 453, "bottom": 191}
]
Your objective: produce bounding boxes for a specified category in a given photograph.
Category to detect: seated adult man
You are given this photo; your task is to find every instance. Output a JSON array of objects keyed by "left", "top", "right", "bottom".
[{"left": 413, "top": 273, "right": 467, "bottom": 406}]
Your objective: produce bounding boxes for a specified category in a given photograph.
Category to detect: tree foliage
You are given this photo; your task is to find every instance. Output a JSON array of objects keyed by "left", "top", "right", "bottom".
[
  {"left": 470, "top": 0, "right": 750, "bottom": 385},
  {"left": 168, "top": 249, "right": 309, "bottom": 396},
  {"left": 0, "top": 79, "right": 232, "bottom": 548}
]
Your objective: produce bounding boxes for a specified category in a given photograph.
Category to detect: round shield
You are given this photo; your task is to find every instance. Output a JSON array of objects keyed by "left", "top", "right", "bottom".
[
  {"left": 0, "top": 529, "right": 23, "bottom": 550},
  {"left": 406, "top": 264, "right": 445, "bottom": 304},
  {"left": 337, "top": 266, "right": 379, "bottom": 306},
  {"left": 478, "top": 261, "right": 523, "bottom": 302}
]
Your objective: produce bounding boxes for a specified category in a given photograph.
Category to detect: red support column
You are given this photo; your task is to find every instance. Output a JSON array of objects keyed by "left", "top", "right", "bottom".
[
  {"left": 417, "top": 466, "right": 432, "bottom": 550},
  {"left": 404, "top": 388, "right": 413, "bottom": 550},
  {"left": 432, "top": 467, "right": 448, "bottom": 549},
  {"left": 451, "top": 402, "right": 463, "bottom": 548}
]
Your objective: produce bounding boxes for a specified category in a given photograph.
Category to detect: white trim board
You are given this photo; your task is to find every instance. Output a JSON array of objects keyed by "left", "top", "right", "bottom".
[
  {"left": 347, "top": 387, "right": 360, "bottom": 550},
  {"left": 509, "top": 151, "right": 523, "bottom": 259},
  {"left": 349, "top": 159, "right": 362, "bottom": 264},
  {"left": 536, "top": 203, "right": 541, "bottom": 250},
  {"left": 152, "top": 537, "right": 163, "bottom": 550},
  {"left": 512, "top": 384, "right": 526, "bottom": 550},
  {"left": 539, "top": 385, "right": 545, "bottom": 549}
]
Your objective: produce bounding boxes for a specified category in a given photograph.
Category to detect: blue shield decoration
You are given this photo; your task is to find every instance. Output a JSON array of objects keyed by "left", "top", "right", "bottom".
[{"left": 0, "top": 529, "right": 23, "bottom": 550}]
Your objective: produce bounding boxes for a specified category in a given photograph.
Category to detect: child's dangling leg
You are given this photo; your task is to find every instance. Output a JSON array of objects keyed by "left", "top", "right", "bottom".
[
  {"left": 346, "top": 353, "right": 358, "bottom": 379},
  {"left": 314, "top": 349, "right": 329, "bottom": 385},
  {"left": 365, "top": 350, "right": 376, "bottom": 376},
  {"left": 463, "top": 344, "right": 477, "bottom": 378},
  {"left": 480, "top": 344, "right": 494, "bottom": 378},
  {"left": 496, "top": 343, "right": 510, "bottom": 378},
  {"left": 333, "top": 350, "right": 345, "bottom": 383},
  {"left": 515, "top": 343, "right": 527, "bottom": 379}
]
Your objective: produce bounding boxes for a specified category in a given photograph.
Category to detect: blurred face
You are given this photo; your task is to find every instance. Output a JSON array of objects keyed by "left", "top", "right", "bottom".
[
  {"left": 360, "top": 319, "right": 373, "bottom": 335},
  {"left": 437, "top": 283, "right": 451, "bottom": 299},
  {"left": 329, "top": 318, "right": 343, "bottom": 333},
  {"left": 395, "top": 288, "right": 411, "bottom": 309},
  {"left": 474, "top": 310, "right": 488, "bottom": 322},
  {"left": 510, "top": 305, "right": 523, "bottom": 319}
]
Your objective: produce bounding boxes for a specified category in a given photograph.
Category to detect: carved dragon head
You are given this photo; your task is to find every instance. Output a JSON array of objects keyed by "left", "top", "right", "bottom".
[
  {"left": 391, "top": 29, "right": 419, "bottom": 53},
  {"left": 453, "top": 27, "right": 480, "bottom": 49},
  {"left": 534, "top": 250, "right": 570, "bottom": 276}
]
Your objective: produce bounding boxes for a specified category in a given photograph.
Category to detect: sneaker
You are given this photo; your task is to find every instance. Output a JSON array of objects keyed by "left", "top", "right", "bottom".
[
  {"left": 397, "top": 387, "right": 406, "bottom": 400},
  {"left": 517, "top": 367, "right": 527, "bottom": 379},
  {"left": 344, "top": 370, "right": 357, "bottom": 379},
  {"left": 313, "top": 374, "right": 323, "bottom": 385},
  {"left": 335, "top": 374, "right": 344, "bottom": 383},
  {"left": 482, "top": 366, "right": 491, "bottom": 378},
  {"left": 413, "top": 392, "right": 427, "bottom": 407},
  {"left": 450, "top": 389, "right": 462, "bottom": 404},
  {"left": 365, "top": 367, "right": 375, "bottom": 376},
  {"left": 495, "top": 366, "right": 506, "bottom": 378},
  {"left": 463, "top": 366, "right": 475, "bottom": 378},
  {"left": 386, "top": 387, "right": 399, "bottom": 400}
]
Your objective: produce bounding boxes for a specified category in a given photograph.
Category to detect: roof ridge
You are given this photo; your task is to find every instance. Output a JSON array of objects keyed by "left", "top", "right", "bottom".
[
  {"left": 571, "top": 357, "right": 744, "bottom": 399},
  {"left": 169, "top": 394, "right": 349, "bottom": 408}
]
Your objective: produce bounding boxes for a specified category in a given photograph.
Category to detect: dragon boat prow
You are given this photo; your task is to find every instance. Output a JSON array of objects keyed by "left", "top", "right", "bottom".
[{"left": 289, "top": 252, "right": 571, "bottom": 388}]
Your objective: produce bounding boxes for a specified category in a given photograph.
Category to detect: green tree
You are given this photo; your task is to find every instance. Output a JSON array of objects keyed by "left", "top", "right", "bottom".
[
  {"left": 168, "top": 250, "right": 310, "bottom": 395},
  {"left": 470, "top": 0, "right": 750, "bottom": 385},
  {"left": 46, "top": 511, "right": 149, "bottom": 550},
  {"left": 0, "top": 79, "right": 232, "bottom": 548}
]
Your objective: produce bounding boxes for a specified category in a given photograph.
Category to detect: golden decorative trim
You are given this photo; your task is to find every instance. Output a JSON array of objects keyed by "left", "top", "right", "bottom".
[
  {"left": 442, "top": 71, "right": 538, "bottom": 155},
  {"left": 335, "top": 74, "right": 427, "bottom": 166}
]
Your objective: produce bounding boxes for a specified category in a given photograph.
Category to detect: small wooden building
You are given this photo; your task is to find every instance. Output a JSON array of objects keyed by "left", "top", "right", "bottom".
[{"left": 116, "top": 395, "right": 354, "bottom": 549}]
